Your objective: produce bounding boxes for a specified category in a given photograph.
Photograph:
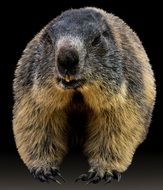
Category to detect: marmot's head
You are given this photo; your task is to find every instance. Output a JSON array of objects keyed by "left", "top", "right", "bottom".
[{"left": 37, "top": 8, "right": 123, "bottom": 90}]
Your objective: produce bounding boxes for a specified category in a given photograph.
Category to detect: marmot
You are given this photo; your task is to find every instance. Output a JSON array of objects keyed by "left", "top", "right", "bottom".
[{"left": 13, "top": 7, "right": 156, "bottom": 184}]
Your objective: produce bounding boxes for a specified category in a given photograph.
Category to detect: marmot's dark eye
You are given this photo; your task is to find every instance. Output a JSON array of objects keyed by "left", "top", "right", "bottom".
[
  {"left": 91, "top": 35, "right": 101, "bottom": 46},
  {"left": 102, "top": 31, "right": 109, "bottom": 37}
]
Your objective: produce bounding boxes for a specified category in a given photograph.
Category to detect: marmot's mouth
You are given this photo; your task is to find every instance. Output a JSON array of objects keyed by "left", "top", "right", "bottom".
[{"left": 57, "top": 78, "right": 85, "bottom": 89}]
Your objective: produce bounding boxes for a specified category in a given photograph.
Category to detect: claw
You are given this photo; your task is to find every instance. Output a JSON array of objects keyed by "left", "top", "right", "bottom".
[
  {"left": 75, "top": 174, "right": 88, "bottom": 182},
  {"left": 113, "top": 171, "right": 121, "bottom": 182},
  {"left": 104, "top": 175, "right": 112, "bottom": 184},
  {"left": 87, "top": 176, "right": 101, "bottom": 184},
  {"left": 38, "top": 177, "right": 48, "bottom": 183},
  {"left": 103, "top": 172, "right": 113, "bottom": 184},
  {"left": 30, "top": 167, "right": 64, "bottom": 184},
  {"left": 55, "top": 169, "right": 65, "bottom": 182},
  {"left": 38, "top": 173, "right": 49, "bottom": 182},
  {"left": 46, "top": 174, "right": 62, "bottom": 184},
  {"left": 87, "top": 172, "right": 96, "bottom": 180},
  {"left": 76, "top": 170, "right": 122, "bottom": 184},
  {"left": 31, "top": 171, "right": 37, "bottom": 179},
  {"left": 54, "top": 179, "right": 62, "bottom": 185},
  {"left": 35, "top": 170, "right": 48, "bottom": 182},
  {"left": 75, "top": 171, "right": 97, "bottom": 182}
]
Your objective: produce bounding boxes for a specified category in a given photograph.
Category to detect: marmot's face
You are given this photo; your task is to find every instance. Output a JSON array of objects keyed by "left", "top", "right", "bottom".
[{"left": 42, "top": 9, "right": 123, "bottom": 90}]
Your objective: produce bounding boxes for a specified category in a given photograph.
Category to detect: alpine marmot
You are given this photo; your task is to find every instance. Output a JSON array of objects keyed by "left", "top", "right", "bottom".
[{"left": 13, "top": 7, "right": 156, "bottom": 184}]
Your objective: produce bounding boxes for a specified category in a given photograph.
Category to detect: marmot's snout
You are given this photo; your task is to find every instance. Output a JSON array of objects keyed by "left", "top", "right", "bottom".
[
  {"left": 56, "top": 37, "right": 85, "bottom": 89},
  {"left": 57, "top": 45, "right": 79, "bottom": 79}
]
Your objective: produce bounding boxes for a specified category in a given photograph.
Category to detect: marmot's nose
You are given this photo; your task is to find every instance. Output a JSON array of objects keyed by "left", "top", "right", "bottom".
[{"left": 57, "top": 46, "right": 79, "bottom": 77}]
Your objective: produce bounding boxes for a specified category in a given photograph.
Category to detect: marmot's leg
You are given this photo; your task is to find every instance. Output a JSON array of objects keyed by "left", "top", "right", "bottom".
[
  {"left": 13, "top": 97, "right": 68, "bottom": 183},
  {"left": 76, "top": 105, "right": 146, "bottom": 184}
]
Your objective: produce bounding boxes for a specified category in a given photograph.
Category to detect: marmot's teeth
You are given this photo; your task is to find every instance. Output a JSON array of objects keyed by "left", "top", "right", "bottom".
[
  {"left": 65, "top": 75, "right": 70, "bottom": 82},
  {"left": 64, "top": 75, "right": 75, "bottom": 82}
]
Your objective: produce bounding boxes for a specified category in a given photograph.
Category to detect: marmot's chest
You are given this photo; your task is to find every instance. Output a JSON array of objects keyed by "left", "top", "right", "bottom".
[{"left": 66, "top": 91, "right": 91, "bottom": 147}]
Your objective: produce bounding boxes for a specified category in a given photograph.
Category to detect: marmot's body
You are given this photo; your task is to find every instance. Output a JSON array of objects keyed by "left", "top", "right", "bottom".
[{"left": 13, "top": 7, "right": 156, "bottom": 184}]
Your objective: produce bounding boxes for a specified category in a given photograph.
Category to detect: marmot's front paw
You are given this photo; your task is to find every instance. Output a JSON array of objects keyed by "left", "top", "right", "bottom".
[
  {"left": 75, "top": 170, "right": 121, "bottom": 184},
  {"left": 30, "top": 167, "right": 65, "bottom": 184}
]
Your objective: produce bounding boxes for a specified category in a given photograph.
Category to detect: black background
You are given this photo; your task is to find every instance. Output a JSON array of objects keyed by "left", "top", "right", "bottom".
[{"left": 0, "top": 0, "right": 162, "bottom": 189}]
